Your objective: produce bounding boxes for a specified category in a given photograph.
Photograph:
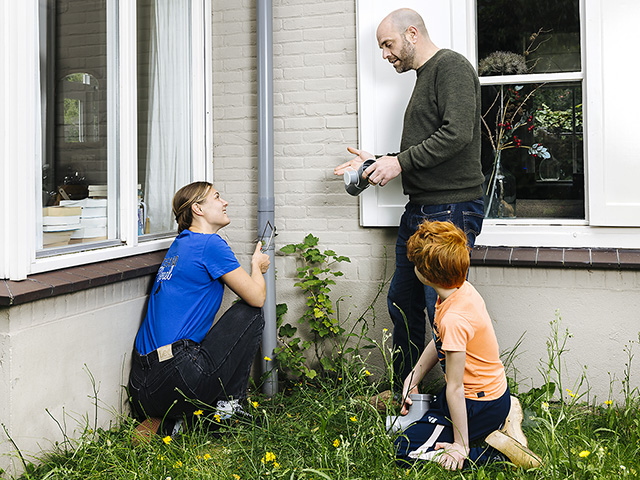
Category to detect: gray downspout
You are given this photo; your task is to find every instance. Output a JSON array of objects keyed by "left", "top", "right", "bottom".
[{"left": 257, "top": 0, "right": 277, "bottom": 396}]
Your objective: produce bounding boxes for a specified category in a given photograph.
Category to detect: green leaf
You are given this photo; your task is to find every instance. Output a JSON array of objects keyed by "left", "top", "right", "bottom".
[
  {"left": 279, "top": 323, "right": 297, "bottom": 337},
  {"left": 280, "top": 244, "right": 297, "bottom": 254},
  {"left": 303, "top": 234, "right": 319, "bottom": 247}
]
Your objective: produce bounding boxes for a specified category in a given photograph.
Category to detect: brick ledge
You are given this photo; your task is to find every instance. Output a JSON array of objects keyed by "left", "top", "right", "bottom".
[
  {"left": 471, "top": 246, "right": 640, "bottom": 270},
  {"left": 0, "top": 250, "right": 167, "bottom": 307},
  {"left": 2, "top": 246, "right": 640, "bottom": 307}
]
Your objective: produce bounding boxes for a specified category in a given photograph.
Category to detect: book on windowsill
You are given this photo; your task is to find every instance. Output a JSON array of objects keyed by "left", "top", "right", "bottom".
[
  {"left": 70, "top": 226, "right": 107, "bottom": 240},
  {"left": 43, "top": 206, "right": 83, "bottom": 217},
  {"left": 88, "top": 184, "right": 107, "bottom": 198},
  {"left": 43, "top": 231, "right": 74, "bottom": 248}
]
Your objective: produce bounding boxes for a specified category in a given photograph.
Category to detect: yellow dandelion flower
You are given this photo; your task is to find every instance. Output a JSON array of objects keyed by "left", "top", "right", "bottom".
[
  {"left": 252, "top": 401, "right": 259, "bottom": 408},
  {"left": 264, "top": 356, "right": 272, "bottom": 361},
  {"left": 261, "top": 451, "right": 276, "bottom": 464},
  {"left": 162, "top": 436, "right": 172, "bottom": 445},
  {"left": 365, "top": 370, "right": 371, "bottom": 376},
  {"left": 193, "top": 409, "right": 203, "bottom": 416},
  {"left": 338, "top": 377, "right": 342, "bottom": 381},
  {"left": 579, "top": 450, "right": 590, "bottom": 458},
  {"left": 214, "top": 414, "right": 221, "bottom": 422},
  {"left": 383, "top": 328, "right": 388, "bottom": 332},
  {"left": 196, "top": 455, "right": 201, "bottom": 460},
  {"left": 605, "top": 400, "right": 613, "bottom": 405},
  {"left": 173, "top": 460, "right": 183, "bottom": 468},
  {"left": 286, "top": 413, "right": 292, "bottom": 418},
  {"left": 274, "top": 462, "right": 280, "bottom": 468},
  {"left": 566, "top": 388, "right": 575, "bottom": 397},
  {"left": 203, "top": 453, "right": 211, "bottom": 460},
  {"left": 333, "top": 439, "right": 340, "bottom": 448},
  {"left": 233, "top": 475, "right": 241, "bottom": 480},
  {"left": 350, "top": 416, "right": 357, "bottom": 422}
]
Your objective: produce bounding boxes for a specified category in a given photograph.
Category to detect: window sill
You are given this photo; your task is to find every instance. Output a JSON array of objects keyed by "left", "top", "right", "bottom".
[
  {"left": 0, "top": 250, "right": 167, "bottom": 306},
  {"left": 472, "top": 246, "right": 640, "bottom": 269}
]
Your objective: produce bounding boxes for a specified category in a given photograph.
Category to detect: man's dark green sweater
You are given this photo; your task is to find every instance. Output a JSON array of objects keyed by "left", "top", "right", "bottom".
[{"left": 396, "top": 49, "right": 484, "bottom": 205}]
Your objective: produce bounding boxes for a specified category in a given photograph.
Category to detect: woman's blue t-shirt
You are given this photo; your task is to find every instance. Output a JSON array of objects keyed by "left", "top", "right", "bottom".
[{"left": 134, "top": 230, "right": 240, "bottom": 355}]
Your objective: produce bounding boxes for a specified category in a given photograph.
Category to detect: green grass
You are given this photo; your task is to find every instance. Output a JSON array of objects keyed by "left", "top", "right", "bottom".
[{"left": 6, "top": 367, "right": 640, "bottom": 480}]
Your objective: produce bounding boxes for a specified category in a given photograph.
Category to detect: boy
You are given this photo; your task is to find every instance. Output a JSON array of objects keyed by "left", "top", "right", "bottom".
[{"left": 395, "top": 220, "right": 541, "bottom": 470}]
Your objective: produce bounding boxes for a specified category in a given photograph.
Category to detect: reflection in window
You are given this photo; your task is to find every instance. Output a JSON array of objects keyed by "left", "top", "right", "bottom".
[
  {"left": 41, "top": 0, "right": 110, "bottom": 249},
  {"left": 61, "top": 73, "right": 100, "bottom": 143}
]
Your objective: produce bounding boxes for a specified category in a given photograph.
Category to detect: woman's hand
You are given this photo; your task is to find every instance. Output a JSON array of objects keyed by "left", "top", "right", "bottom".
[{"left": 252, "top": 241, "right": 270, "bottom": 274}]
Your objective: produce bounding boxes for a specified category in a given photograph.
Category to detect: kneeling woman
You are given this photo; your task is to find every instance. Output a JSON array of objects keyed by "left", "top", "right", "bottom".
[{"left": 128, "top": 181, "right": 270, "bottom": 435}]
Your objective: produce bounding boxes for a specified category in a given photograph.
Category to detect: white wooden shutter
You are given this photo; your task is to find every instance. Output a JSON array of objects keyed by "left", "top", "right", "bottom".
[{"left": 585, "top": 0, "right": 640, "bottom": 226}]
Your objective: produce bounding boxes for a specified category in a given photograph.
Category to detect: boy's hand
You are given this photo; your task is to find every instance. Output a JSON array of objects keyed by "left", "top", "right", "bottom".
[
  {"left": 434, "top": 442, "right": 468, "bottom": 470},
  {"left": 400, "top": 381, "right": 419, "bottom": 415}
]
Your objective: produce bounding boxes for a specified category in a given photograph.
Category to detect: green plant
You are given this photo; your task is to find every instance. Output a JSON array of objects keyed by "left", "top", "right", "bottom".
[{"left": 275, "top": 234, "right": 351, "bottom": 380}]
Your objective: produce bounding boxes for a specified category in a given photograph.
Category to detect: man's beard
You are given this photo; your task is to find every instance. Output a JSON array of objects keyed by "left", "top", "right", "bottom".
[{"left": 392, "top": 36, "right": 415, "bottom": 73}]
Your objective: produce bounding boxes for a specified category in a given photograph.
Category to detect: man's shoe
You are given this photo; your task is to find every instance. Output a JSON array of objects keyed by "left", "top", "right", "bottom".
[
  {"left": 502, "top": 396, "right": 528, "bottom": 447},
  {"left": 485, "top": 430, "right": 542, "bottom": 469},
  {"left": 368, "top": 389, "right": 395, "bottom": 413}
]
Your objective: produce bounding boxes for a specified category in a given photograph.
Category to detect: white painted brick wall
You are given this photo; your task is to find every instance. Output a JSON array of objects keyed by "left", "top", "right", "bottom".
[{"left": 211, "top": 0, "right": 640, "bottom": 401}]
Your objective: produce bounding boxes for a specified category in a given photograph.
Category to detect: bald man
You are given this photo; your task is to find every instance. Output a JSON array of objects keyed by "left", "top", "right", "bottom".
[{"left": 335, "top": 8, "right": 485, "bottom": 393}]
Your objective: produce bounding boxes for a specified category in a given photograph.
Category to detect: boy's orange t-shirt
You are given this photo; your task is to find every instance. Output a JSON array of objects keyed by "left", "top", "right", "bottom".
[{"left": 433, "top": 281, "right": 507, "bottom": 401}]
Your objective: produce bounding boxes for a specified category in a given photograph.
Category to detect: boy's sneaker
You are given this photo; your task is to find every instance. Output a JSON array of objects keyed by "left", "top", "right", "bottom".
[{"left": 485, "top": 430, "right": 542, "bottom": 468}]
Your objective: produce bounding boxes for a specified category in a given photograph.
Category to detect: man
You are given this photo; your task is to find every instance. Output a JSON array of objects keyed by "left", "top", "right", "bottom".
[{"left": 334, "top": 8, "right": 485, "bottom": 392}]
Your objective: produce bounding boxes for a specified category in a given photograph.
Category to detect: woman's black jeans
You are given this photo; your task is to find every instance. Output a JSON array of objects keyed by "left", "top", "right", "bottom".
[{"left": 128, "top": 301, "right": 264, "bottom": 420}]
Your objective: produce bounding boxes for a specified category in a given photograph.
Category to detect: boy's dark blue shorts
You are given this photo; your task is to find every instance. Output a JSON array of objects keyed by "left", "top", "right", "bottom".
[{"left": 395, "top": 386, "right": 510, "bottom": 464}]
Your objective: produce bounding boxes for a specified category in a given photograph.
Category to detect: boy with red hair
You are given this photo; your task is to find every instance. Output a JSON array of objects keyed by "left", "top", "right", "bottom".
[{"left": 395, "top": 220, "right": 541, "bottom": 470}]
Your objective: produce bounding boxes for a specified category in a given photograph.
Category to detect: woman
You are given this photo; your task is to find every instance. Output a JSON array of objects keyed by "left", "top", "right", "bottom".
[{"left": 128, "top": 181, "right": 270, "bottom": 437}]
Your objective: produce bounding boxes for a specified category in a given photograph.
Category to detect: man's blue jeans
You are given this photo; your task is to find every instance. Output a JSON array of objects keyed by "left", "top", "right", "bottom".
[{"left": 387, "top": 199, "right": 484, "bottom": 390}]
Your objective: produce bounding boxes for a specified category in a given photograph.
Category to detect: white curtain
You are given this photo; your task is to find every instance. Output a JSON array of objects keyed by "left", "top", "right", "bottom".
[{"left": 145, "top": 0, "right": 192, "bottom": 233}]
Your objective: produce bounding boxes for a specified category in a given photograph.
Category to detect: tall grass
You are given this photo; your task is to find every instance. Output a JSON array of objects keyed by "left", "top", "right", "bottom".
[{"left": 5, "top": 320, "right": 639, "bottom": 480}]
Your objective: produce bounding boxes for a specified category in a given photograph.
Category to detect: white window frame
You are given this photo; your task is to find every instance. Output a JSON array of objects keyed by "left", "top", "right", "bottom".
[
  {"left": 0, "top": 0, "right": 212, "bottom": 281},
  {"left": 356, "top": 0, "right": 640, "bottom": 249}
]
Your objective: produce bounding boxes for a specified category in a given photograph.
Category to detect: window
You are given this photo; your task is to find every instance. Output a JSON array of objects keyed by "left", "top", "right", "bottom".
[
  {"left": 0, "top": 0, "right": 210, "bottom": 280},
  {"left": 477, "top": 0, "right": 583, "bottom": 220}
]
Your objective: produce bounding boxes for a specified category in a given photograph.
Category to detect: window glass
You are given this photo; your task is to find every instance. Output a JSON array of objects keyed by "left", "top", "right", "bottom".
[
  {"left": 137, "top": 0, "right": 193, "bottom": 237},
  {"left": 480, "top": 83, "right": 584, "bottom": 219},
  {"left": 477, "top": 0, "right": 581, "bottom": 75},
  {"left": 477, "top": 0, "right": 583, "bottom": 219},
  {"left": 41, "top": 0, "right": 111, "bottom": 249}
]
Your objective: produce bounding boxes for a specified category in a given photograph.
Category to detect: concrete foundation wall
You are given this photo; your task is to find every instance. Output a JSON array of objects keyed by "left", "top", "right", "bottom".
[
  {"left": 470, "top": 266, "right": 640, "bottom": 402},
  {"left": 0, "top": 276, "right": 152, "bottom": 473}
]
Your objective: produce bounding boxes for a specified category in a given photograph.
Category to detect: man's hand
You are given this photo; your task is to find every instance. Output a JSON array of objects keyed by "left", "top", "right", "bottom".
[
  {"left": 434, "top": 442, "right": 469, "bottom": 470},
  {"left": 334, "top": 147, "right": 374, "bottom": 176},
  {"left": 363, "top": 155, "right": 401, "bottom": 186}
]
